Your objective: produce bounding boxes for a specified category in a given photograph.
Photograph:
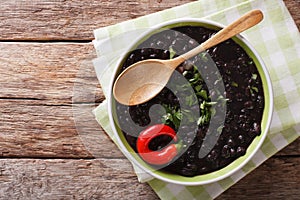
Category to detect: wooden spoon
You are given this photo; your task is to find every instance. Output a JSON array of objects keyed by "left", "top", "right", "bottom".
[{"left": 113, "top": 10, "right": 263, "bottom": 106}]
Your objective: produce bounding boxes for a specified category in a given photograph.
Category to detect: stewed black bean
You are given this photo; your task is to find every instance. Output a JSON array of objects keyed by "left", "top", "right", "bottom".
[{"left": 115, "top": 25, "right": 264, "bottom": 176}]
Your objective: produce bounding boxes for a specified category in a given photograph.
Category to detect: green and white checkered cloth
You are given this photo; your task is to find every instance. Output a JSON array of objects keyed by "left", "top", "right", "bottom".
[{"left": 92, "top": 0, "right": 300, "bottom": 199}]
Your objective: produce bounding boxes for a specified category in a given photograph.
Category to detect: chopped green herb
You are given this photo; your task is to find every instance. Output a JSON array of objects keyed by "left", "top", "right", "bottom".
[
  {"left": 217, "top": 125, "right": 224, "bottom": 134},
  {"left": 197, "top": 89, "right": 208, "bottom": 100},
  {"left": 169, "top": 46, "right": 176, "bottom": 59},
  {"left": 200, "top": 101, "right": 206, "bottom": 110},
  {"left": 163, "top": 113, "right": 173, "bottom": 122},
  {"left": 182, "top": 71, "right": 189, "bottom": 77},
  {"left": 200, "top": 52, "right": 209, "bottom": 62},
  {"left": 205, "top": 101, "right": 217, "bottom": 106},
  {"left": 181, "top": 109, "right": 197, "bottom": 123},
  {"left": 251, "top": 73, "right": 258, "bottom": 80},
  {"left": 214, "top": 79, "right": 222, "bottom": 85},
  {"left": 217, "top": 95, "right": 229, "bottom": 106},
  {"left": 185, "top": 95, "right": 196, "bottom": 106},
  {"left": 216, "top": 95, "right": 224, "bottom": 101},
  {"left": 189, "top": 73, "right": 200, "bottom": 83},
  {"left": 161, "top": 104, "right": 182, "bottom": 130},
  {"left": 174, "top": 111, "right": 183, "bottom": 120},
  {"left": 194, "top": 85, "right": 202, "bottom": 92},
  {"left": 231, "top": 81, "right": 239, "bottom": 87},
  {"left": 197, "top": 116, "right": 205, "bottom": 126},
  {"left": 251, "top": 86, "right": 259, "bottom": 93},
  {"left": 210, "top": 107, "right": 216, "bottom": 117}
]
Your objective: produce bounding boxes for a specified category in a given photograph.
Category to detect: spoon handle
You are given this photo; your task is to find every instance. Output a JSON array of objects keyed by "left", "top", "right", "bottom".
[{"left": 173, "top": 9, "right": 263, "bottom": 66}]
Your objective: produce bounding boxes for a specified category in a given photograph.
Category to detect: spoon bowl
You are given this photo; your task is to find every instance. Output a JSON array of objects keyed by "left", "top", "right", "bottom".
[{"left": 113, "top": 57, "right": 185, "bottom": 105}]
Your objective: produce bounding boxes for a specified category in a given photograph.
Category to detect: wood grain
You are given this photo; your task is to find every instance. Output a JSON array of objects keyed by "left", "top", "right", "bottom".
[
  {"left": 284, "top": 0, "right": 300, "bottom": 29},
  {"left": 0, "top": 158, "right": 158, "bottom": 199},
  {"left": 0, "top": 0, "right": 195, "bottom": 41},
  {"left": 216, "top": 157, "right": 300, "bottom": 200},
  {"left": 0, "top": 157, "right": 298, "bottom": 199},
  {"left": 0, "top": 42, "right": 103, "bottom": 104},
  {"left": 0, "top": 99, "right": 127, "bottom": 158},
  {"left": 0, "top": 0, "right": 298, "bottom": 41}
]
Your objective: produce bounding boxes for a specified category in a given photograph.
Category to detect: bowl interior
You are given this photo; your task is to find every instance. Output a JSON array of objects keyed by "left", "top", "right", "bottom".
[{"left": 109, "top": 19, "right": 273, "bottom": 185}]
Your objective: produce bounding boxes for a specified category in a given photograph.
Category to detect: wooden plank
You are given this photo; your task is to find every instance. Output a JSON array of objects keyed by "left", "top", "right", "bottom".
[
  {"left": 217, "top": 157, "right": 300, "bottom": 200},
  {"left": 0, "top": 158, "right": 159, "bottom": 199},
  {"left": 0, "top": 0, "right": 297, "bottom": 41},
  {"left": 0, "top": 42, "right": 103, "bottom": 104},
  {"left": 0, "top": 0, "right": 196, "bottom": 40},
  {"left": 0, "top": 157, "right": 298, "bottom": 199},
  {"left": 0, "top": 100, "right": 126, "bottom": 158},
  {"left": 284, "top": 0, "right": 300, "bottom": 29}
]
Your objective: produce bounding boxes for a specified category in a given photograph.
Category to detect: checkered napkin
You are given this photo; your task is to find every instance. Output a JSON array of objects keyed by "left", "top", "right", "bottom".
[{"left": 92, "top": 0, "right": 300, "bottom": 199}]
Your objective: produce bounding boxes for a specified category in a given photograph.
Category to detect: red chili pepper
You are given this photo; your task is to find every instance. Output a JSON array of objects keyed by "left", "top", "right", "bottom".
[{"left": 136, "top": 124, "right": 180, "bottom": 165}]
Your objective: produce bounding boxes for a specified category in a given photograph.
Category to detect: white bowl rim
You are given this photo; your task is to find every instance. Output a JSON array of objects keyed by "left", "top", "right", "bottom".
[{"left": 107, "top": 17, "right": 274, "bottom": 186}]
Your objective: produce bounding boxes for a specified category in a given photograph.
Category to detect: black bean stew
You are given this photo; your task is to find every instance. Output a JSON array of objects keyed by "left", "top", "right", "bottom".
[{"left": 115, "top": 25, "right": 265, "bottom": 177}]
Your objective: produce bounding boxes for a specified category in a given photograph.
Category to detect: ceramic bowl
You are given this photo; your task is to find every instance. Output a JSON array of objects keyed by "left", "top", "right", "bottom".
[{"left": 107, "top": 18, "right": 273, "bottom": 185}]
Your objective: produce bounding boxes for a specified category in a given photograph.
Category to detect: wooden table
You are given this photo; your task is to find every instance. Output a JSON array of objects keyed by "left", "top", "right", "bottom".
[{"left": 0, "top": 0, "right": 299, "bottom": 199}]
